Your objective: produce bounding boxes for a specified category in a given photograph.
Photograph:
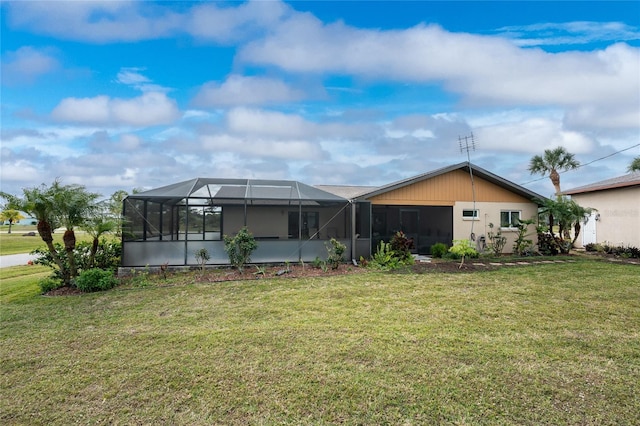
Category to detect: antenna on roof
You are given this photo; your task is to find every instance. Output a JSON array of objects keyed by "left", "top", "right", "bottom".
[
  {"left": 458, "top": 133, "right": 478, "bottom": 243},
  {"left": 459, "top": 132, "right": 476, "bottom": 162}
]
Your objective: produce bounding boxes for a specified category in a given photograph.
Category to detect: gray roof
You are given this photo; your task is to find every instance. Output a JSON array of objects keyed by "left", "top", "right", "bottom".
[
  {"left": 127, "top": 178, "right": 349, "bottom": 204},
  {"left": 314, "top": 185, "right": 378, "bottom": 199},
  {"left": 563, "top": 172, "right": 640, "bottom": 195},
  {"left": 355, "top": 162, "right": 546, "bottom": 203}
]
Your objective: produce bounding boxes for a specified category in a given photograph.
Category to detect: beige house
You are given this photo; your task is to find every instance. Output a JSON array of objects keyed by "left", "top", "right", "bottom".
[
  {"left": 353, "top": 163, "right": 544, "bottom": 254},
  {"left": 563, "top": 173, "right": 640, "bottom": 248}
]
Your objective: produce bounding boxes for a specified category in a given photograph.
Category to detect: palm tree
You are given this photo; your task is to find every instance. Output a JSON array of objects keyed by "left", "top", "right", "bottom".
[
  {"left": 628, "top": 156, "right": 640, "bottom": 173},
  {"left": 82, "top": 213, "right": 119, "bottom": 268},
  {"left": 52, "top": 181, "right": 100, "bottom": 280},
  {"left": 0, "top": 209, "right": 25, "bottom": 234},
  {"left": 529, "top": 147, "right": 580, "bottom": 196},
  {"left": 1, "top": 183, "right": 66, "bottom": 280},
  {"left": 1, "top": 181, "right": 99, "bottom": 285}
]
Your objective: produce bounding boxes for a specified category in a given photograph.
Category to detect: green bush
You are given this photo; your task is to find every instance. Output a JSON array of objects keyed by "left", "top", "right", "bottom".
[
  {"left": 326, "top": 238, "right": 347, "bottom": 269},
  {"left": 38, "top": 277, "right": 64, "bottom": 294},
  {"left": 430, "top": 243, "right": 448, "bottom": 258},
  {"left": 224, "top": 227, "right": 258, "bottom": 273},
  {"left": 74, "top": 268, "right": 118, "bottom": 292},
  {"left": 448, "top": 239, "right": 479, "bottom": 264}
]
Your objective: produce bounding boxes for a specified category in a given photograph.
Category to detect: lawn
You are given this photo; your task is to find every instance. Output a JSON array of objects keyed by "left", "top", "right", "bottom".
[
  {"left": 0, "top": 228, "right": 104, "bottom": 256},
  {"left": 1, "top": 260, "right": 639, "bottom": 425}
]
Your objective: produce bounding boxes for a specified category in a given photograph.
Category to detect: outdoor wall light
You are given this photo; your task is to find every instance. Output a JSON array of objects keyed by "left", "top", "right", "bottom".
[{"left": 595, "top": 213, "right": 601, "bottom": 221}]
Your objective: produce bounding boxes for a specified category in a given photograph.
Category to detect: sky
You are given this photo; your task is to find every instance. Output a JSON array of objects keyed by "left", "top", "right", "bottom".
[{"left": 1, "top": 0, "right": 639, "bottom": 200}]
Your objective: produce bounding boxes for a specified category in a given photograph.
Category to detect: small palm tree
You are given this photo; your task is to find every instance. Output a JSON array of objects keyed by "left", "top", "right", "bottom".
[
  {"left": 628, "top": 156, "right": 640, "bottom": 173},
  {"left": 529, "top": 146, "right": 580, "bottom": 196},
  {"left": 82, "top": 213, "right": 119, "bottom": 268},
  {"left": 0, "top": 209, "right": 25, "bottom": 234}
]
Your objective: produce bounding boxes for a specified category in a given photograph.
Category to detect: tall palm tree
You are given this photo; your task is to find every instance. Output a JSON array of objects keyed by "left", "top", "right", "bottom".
[
  {"left": 0, "top": 209, "right": 25, "bottom": 234},
  {"left": 529, "top": 146, "right": 580, "bottom": 196},
  {"left": 628, "top": 156, "right": 640, "bottom": 173}
]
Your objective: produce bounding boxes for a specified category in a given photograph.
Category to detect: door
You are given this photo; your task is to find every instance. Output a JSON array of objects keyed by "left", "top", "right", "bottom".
[
  {"left": 400, "top": 209, "right": 419, "bottom": 253},
  {"left": 582, "top": 212, "right": 597, "bottom": 246}
]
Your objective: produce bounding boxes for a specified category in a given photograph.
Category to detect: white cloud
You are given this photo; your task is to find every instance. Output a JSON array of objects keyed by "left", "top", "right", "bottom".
[
  {"left": 51, "top": 92, "right": 180, "bottom": 126},
  {"left": 226, "top": 107, "right": 314, "bottom": 138},
  {"left": 201, "top": 134, "right": 325, "bottom": 161},
  {"left": 193, "top": 75, "right": 306, "bottom": 107},
  {"left": 239, "top": 18, "right": 640, "bottom": 130},
  {"left": 474, "top": 117, "right": 596, "bottom": 155},
  {"left": 496, "top": 21, "right": 640, "bottom": 47},
  {"left": 5, "top": 0, "right": 290, "bottom": 44},
  {"left": 1, "top": 46, "right": 59, "bottom": 85}
]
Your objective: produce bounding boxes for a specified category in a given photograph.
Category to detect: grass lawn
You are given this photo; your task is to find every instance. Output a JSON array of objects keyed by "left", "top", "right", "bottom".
[
  {"left": 0, "top": 228, "right": 105, "bottom": 256},
  {"left": 1, "top": 260, "right": 639, "bottom": 425}
]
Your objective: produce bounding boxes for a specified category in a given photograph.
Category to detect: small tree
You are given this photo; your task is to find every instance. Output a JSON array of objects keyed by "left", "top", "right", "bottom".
[
  {"left": 223, "top": 227, "right": 258, "bottom": 273},
  {"left": 195, "top": 248, "right": 210, "bottom": 272},
  {"left": 512, "top": 218, "right": 536, "bottom": 255},
  {"left": 0, "top": 209, "right": 25, "bottom": 234},
  {"left": 537, "top": 197, "right": 594, "bottom": 254},
  {"left": 628, "top": 156, "right": 640, "bottom": 173},
  {"left": 325, "top": 238, "right": 346, "bottom": 269},
  {"left": 449, "top": 239, "right": 478, "bottom": 268}
]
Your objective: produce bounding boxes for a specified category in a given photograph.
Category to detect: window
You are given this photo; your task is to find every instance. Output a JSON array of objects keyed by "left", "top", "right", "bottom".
[
  {"left": 288, "top": 211, "right": 319, "bottom": 239},
  {"left": 500, "top": 210, "right": 521, "bottom": 228},
  {"left": 462, "top": 209, "right": 479, "bottom": 220}
]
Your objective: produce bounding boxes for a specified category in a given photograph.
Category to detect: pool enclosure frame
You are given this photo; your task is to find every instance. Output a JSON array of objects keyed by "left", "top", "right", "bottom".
[{"left": 121, "top": 178, "right": 371, "bottom": 267}]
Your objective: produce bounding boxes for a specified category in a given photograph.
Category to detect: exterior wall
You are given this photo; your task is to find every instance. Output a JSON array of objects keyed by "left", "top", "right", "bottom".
[
  {"left": 453, "top": 201, "right": 539, "bottom": 253},
  {"left": 570, "top": 186, "right": 640, "bottom": 248},
  {"left": 368, "top": 169, "right": 531, "bottom": 205}
]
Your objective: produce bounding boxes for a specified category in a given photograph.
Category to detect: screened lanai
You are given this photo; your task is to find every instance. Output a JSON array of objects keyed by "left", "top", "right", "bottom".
[{"left": 121, "top": 178, "right": 369, "bottom": 267}]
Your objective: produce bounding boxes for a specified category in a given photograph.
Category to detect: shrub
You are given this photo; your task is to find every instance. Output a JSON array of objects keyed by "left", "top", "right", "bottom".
[
  {"left": 390, "top": 231, "right": 414, "bottom": 263},
  {"left": 368, "top": 241, "right": 401, "bottom": 271},
  {"left": 38, "top": 277, "right": 64, "bottom": 294},
  {"left": 448, "top": 239, "right": 478, "bottom": 267},
  {"left": 430, "top": 243, "right": 448, "bottom": 258},
  {"left": 32, "top": 240, "right": 121, "bottom": 282},
  {"left": 74, "top": 268, "right": 118, "bottom": 292},
  {"left": 487, "top": 223, "right": 506, "bottom": 255},
  {"left": 195, "top": 248, "right": 210, "bottom": 271},
  {"left": 326, "top": 238, "right": 346, "bottom": 269},
  {"left": 512, "top": 218, "right": 536, "bottom": 255},
  {"left": 224, "top": 227, "right": 258, "bottom": 273}
]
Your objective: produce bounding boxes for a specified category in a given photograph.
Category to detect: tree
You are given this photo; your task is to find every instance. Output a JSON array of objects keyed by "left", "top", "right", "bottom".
[
  {"left": 1, "top": 181, "right": 100, "bottom": 285},
  {"left": 81, "top": 212, "right": 119, "bottom": 268},
  {"left": 628, "top": 156, "right": 640, "bottom": 173},
  {"left": 529, "top": 147, "right": 580, "bottom": 196},
  {"left": 537, "top": 196, "right": 594, "bottom": 254},
  {"left": 0, "top": 209, "right": 25, "bottom": 234}
]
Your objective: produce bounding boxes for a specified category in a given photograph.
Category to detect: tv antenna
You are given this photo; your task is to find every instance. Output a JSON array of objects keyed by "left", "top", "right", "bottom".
[{"left": 459, "top": 133, "right": 478, "bottom": 242}]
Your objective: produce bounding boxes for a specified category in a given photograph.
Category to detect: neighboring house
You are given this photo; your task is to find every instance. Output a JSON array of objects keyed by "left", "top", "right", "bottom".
[
  {"left": 121, "top": 163, "right": 545, "bottom": 267},
  {"left": 563, "top": 172, "right": 640, "bottom": 248}
]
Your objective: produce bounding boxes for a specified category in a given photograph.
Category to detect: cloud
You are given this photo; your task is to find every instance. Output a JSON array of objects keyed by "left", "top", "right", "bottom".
[
  {"left": 115, "top": 67, "right": 171, "bottom": 93},
  {"left": 1, "top": 46, "right": 59, "bottom": 85},
  {"left": 51, "top": 92, "right": 180, "bottom": 126},
  {"left": 238, "top": 17, "right": 640, "bottom": 129},
  {"left": 192, "top": 75, "right": 307, "bottom": 107},
  {"left": 4, "top": 0, "right": 290, "bottom": 44},
  {"left": 496, "top": 21, "right": 640, "bottom": 47},
  {"left": 201, "top": 134, "right": 327, "bottom": 161}
]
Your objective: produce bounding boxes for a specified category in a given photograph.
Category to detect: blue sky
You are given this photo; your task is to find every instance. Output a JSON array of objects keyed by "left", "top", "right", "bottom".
[{"left": 1, "top": 0, "right": 639, "bottom": 199}]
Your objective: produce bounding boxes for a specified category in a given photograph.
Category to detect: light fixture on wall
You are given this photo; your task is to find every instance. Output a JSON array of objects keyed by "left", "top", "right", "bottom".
[{"left": 595, "top": 213, "right": 601, "bottom": 221}]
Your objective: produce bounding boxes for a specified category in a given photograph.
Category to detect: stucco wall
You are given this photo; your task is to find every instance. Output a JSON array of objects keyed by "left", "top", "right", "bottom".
[
  {"left": 570, "top": 186, "right": 640, "bottom": 248},
  {"left": 453, "top": 201, "right": 539, "bottom": 253}
]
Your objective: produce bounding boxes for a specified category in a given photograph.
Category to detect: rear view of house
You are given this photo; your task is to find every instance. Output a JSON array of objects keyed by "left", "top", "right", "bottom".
[{"left": 355, "top": 163, "right": 544, "bottom": 254}]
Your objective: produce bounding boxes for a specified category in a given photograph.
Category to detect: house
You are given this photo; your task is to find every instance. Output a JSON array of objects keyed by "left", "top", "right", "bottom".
[
  {"left": 352, "top": 162, "right": 544, "bottom": 254},
  {"left": 121, "top": 163, "right": 545, "bottom": 268},
  {"left": 563, "top": 172, "right": 640, "bottom": 248}
]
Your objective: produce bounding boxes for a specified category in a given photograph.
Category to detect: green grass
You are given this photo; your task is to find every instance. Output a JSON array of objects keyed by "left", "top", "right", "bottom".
[
  {"left": 0, "top": 229, "right": 106, "bottom": 256},
  {"left": 1, "top": 261, "right": 639, "bottom": 425}
]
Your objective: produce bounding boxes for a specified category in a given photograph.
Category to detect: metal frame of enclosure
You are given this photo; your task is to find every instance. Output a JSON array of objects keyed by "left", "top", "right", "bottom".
[{"left": 121, "top": 178, "right": 371, "bottom": 267}]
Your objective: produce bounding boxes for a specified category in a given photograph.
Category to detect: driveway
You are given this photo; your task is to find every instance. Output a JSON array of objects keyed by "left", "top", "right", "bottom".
[{"left": 0, "top": 253, "right": 38, "bottom": 268}]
